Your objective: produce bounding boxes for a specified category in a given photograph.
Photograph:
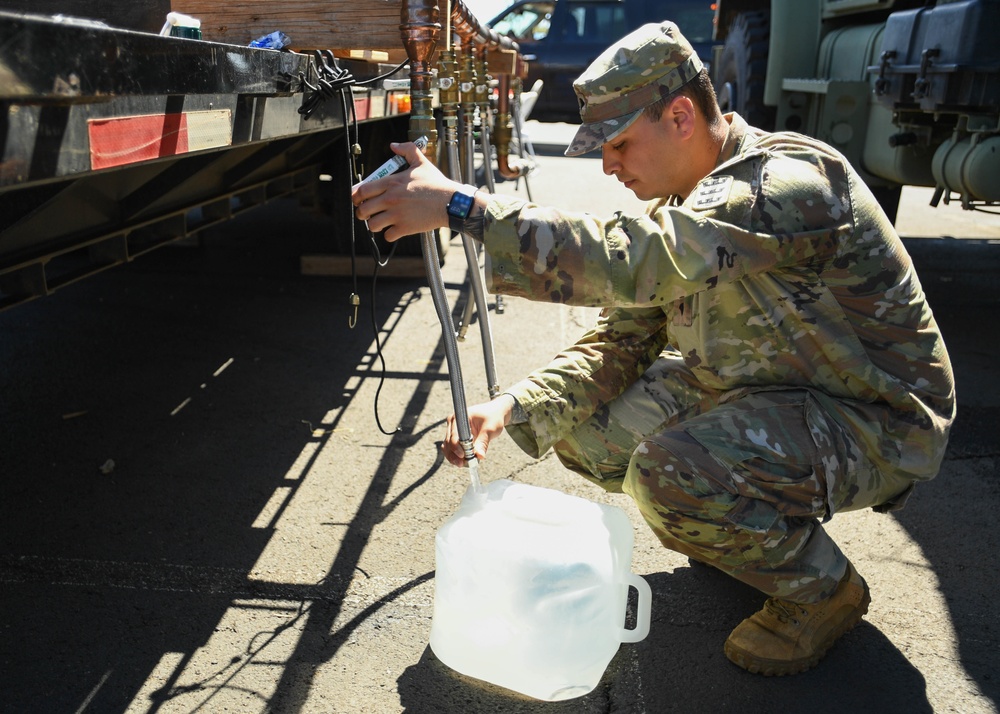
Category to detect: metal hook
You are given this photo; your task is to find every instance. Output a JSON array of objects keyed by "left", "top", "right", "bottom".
[{"left": 348, "top": 293, "right": 360, "bottom": 329}]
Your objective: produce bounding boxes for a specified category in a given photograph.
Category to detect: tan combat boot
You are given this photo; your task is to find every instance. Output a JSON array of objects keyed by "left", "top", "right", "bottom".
[{"left": 724, "top": 561, "right": 870, "bottom": 676}]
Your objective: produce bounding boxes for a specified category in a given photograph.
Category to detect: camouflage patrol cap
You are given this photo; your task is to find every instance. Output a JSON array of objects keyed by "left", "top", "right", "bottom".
[{"left": 565, "top": 21, "right": 704, "bottom": 156}]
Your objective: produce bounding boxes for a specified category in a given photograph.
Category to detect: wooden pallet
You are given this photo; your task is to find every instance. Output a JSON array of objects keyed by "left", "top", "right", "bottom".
[
  {"left": 12, "top": 1, "right": 512, "bottom": 68},
  {"left": 170, "top": 0, "right": 411, "bottom": 61},
  {"left": 300, "top": 230, "right": 452, "bottom": 278},
  {"left": 168, "top": 0, "right": 518, "bottom": 69}
]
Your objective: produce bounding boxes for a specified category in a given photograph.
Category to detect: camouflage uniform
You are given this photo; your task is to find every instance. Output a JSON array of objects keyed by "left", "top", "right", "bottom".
[{"left": 480, "top": 107, "right": 955, "bottom": 603}]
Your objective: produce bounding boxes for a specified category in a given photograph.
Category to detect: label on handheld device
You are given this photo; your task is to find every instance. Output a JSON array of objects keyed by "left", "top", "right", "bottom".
[{"left": 356, "top": 136, "right": 429, "bottom": 186}]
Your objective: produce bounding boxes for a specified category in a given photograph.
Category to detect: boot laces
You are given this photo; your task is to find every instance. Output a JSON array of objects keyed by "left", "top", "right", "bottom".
[{"left": 765, "top": 597, "right": 808, "bottom": 625}]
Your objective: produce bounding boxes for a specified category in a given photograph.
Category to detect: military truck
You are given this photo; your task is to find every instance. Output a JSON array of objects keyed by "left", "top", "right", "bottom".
[{"left": 711, "top": 0, "right": 999, "bottom": 221}]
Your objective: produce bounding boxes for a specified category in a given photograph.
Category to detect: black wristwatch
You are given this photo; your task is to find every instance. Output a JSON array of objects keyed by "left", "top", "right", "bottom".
[{"left": 446, "top": 184, "right": 480, "bottom": 235}]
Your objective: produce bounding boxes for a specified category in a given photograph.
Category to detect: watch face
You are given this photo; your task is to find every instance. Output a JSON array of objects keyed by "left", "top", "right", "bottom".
[{"left": 448, "top": 190, "right": 475, "bottom": 220}]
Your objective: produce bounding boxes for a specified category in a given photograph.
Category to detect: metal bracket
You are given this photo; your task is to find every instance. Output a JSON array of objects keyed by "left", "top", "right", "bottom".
[
  {"left": 874, "top": 49, "right": 897, "bottom": 96},
  {"left": 912, "top": 48, "right": 941, "bottom": 100}
]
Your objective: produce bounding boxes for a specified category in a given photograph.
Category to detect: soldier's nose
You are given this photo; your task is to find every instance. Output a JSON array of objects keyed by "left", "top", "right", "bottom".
[{"left": 602, "top": 150, "right": 619, "bottom": 176}]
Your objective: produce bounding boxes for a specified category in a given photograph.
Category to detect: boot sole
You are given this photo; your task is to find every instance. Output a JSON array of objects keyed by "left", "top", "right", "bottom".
[{"left": 724, "top": 587, "right": 872, "bottom": 676}]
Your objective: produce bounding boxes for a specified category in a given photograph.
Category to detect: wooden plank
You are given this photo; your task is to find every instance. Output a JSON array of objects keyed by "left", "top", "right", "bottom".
[
  {"left": 332, "top": 49, "right": 390, "bottom": 63},
  {"left": 169, "top": 1, "right": 516, "bottom": 72},
  {"left": 332, "top": 48, "right": 410, "bottom": 65},
  {"left": 301, "top": 230, "right": 451, "bottom": 277},
  {"left": 170, "top": 0, "right": 408, "bottom": 53},
  {"left": 301, "top": 254, "right": 428, "bottom": 278},
  {"left": 15, "top": 0, "right": 514, "bottom": 72}
]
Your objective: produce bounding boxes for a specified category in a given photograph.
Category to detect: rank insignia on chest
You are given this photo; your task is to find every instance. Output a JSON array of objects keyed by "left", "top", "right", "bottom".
[{"left": 692, "top": 175, "right": 733, "bottom": 211}]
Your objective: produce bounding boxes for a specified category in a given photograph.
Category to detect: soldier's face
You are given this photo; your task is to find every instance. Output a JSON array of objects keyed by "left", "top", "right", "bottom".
[{"left": 601, "top": 97, "right": 699, "bottom": 200}]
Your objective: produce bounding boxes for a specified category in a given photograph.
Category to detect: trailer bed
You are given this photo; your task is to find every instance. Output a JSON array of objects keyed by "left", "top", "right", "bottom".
[{"left": 0, "top": 10, "right": 408, "bottom": 310}]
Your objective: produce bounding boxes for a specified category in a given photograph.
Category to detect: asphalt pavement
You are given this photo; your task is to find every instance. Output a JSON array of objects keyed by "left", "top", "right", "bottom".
[{"left": 1, "top": 121, "right": 998, "bottom": 714}]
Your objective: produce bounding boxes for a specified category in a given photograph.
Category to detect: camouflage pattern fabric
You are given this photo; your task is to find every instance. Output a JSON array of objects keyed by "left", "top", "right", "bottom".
[
  {"left": 555, "top": 383, "right": 914, "bottom": 601},
  {"left": 482, "top": 112, "right": 956, "bottom": 602}
]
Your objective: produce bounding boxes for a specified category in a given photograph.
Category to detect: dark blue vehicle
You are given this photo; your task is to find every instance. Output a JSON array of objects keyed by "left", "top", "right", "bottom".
[{"left": 491, "top": 0, "right": 716, "bottom": 121}]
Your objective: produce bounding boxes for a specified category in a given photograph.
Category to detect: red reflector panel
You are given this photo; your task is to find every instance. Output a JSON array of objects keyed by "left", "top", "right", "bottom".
[
  {"left": 88, "top": 111, "right": 232, "bottom": 170},
  {"left": 353, "top": 96, "right": 371, "bottom": 121}
]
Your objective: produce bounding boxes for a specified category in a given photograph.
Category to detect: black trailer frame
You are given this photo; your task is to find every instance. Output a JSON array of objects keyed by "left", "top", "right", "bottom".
[{"left": 0, "top": 10, "right": 408, "bottom": 310}]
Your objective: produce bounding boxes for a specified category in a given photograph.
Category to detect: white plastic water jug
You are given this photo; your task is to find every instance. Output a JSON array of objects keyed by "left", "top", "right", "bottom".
[{"left": 430, "top": 479, "right": 651, "bottom": 701}]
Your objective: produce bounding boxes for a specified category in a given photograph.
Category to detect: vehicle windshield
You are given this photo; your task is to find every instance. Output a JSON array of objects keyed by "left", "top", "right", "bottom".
[
  {"left": 561, "top": 2, "right": 627, "bottom": 43},
  {"left": 491, "top": 1, "right": 556, "bottom": 42},
  {"left": 492, "top": 1, "right": 715, "bottom": 47},
  {"left": 657, "top": 3, "right": 715, "bottom": 45}
]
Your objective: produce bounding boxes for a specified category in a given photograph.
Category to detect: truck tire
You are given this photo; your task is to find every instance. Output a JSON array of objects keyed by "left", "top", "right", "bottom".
[{"left": 715, "top": 11, "right": 775, "bottom": 131}]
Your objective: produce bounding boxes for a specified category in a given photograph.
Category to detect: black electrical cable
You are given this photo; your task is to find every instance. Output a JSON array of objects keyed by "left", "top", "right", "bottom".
[
  {"left": 355, "top": 60, "right": 409, "bottom": 87},
  {"left": 367, "top": 241, "right": 401, "bottom": 436},
  {"left": 323, "top": 53, "right": 403, "bottom": 436},
  {"left": 350, "top": 110, "right": 400, "bottom": 435}
]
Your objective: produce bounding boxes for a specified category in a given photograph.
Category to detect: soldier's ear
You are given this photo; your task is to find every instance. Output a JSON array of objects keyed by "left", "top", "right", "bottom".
[{"left": 666, "top": 95, "right": 697, "bottom": 140}]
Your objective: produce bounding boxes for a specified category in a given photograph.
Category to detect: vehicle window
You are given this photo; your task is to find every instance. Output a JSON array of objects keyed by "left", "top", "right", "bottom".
[
  {"left": 643, "top": 1, "right": 715, "bottom": 44},
  {"left": 669, "top": 8, "right": 714, "bottom": 43},
  {"left": 491, "top": 2, "right": 556, "bottom": 42},
  {"left": 562, "top": 2, "right": 627, "bottom": 43}
]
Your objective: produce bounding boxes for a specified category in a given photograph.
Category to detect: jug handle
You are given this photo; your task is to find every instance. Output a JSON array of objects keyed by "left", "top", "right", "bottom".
[{"left": 620, "top": 573, "right": 652, "bottom": 643}]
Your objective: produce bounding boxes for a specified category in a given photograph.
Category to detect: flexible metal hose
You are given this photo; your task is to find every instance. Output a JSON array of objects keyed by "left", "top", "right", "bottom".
[{"left": 401, "top": 0, "right": 517, "bottom": 460}]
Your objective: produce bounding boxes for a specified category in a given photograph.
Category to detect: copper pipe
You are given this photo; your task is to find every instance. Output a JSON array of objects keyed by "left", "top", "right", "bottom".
[
  {"left": 450, "top": 1, "right": 518, "bottom": 53},
  {"left": 494, "top": 74, "right": 531, "bottom": 179},
  {"left": 399, "top": 0, "right": 440, "bottom": 159}
]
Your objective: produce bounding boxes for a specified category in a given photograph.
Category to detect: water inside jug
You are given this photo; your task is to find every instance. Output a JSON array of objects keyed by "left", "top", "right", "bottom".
[{"left": 430, "top": 479, "right": 651, "bottom": 701}]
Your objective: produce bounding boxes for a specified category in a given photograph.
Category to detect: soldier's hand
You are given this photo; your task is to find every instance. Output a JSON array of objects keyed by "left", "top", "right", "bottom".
[
  {"left": 441, "top": 395, "right": 515, "bottom": 467},
  {"left": 351, "top": 141, "right": 457, "bottom": 241}
]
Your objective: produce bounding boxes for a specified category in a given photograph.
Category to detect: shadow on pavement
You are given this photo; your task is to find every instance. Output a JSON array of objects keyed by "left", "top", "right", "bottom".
[
  {"left": 627, "top": 568, "right": 932, "bottom": 714},
  {"left": 396, "top": 564, "right": 932, "bottom": 713},
  {"left": 0, "top": 199, "right": 445, "bottom": 712},
  {"left": 887, "top": 246, "right": 1000, "bottom": 709},
  {"left": 398, "top": 648, "right": 598, "bottom": 713}
]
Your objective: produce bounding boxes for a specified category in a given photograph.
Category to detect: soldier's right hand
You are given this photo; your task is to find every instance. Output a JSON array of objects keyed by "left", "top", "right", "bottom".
[{"left": 351, "top": 141, "right": 457, "bottom": 241}]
